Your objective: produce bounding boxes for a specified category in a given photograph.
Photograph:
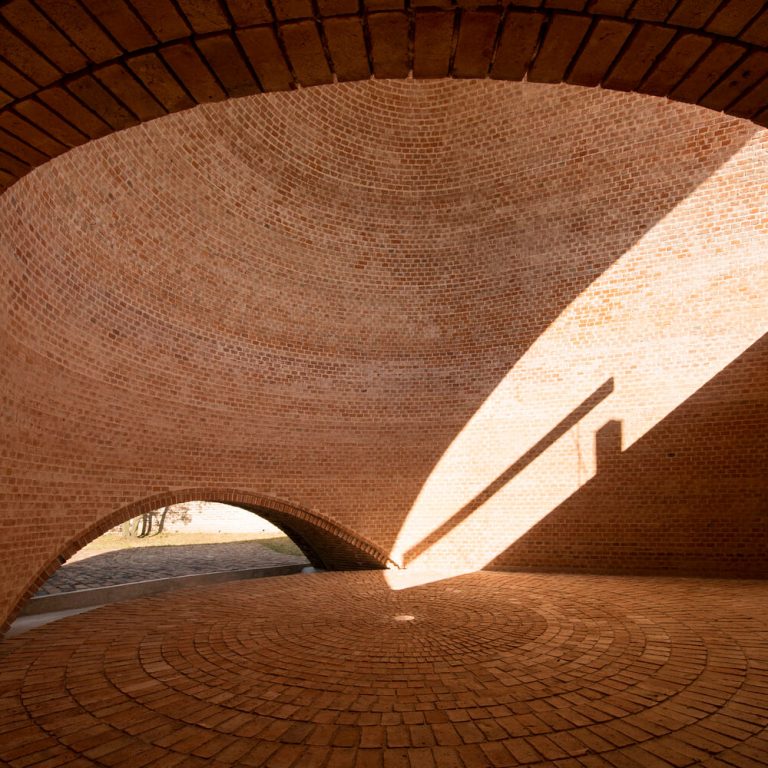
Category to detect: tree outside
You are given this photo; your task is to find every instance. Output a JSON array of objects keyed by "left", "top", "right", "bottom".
[{"left": 120, "top": 503, "right": 192, "bottom": 538}]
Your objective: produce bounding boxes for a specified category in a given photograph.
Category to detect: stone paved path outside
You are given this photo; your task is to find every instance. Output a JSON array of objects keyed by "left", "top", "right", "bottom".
[
  {"left": 2, "top": 570, "right": 767, "bottom": 767},
  {"left": 36, "top": 541, "right": 308, "bottom": 595}
]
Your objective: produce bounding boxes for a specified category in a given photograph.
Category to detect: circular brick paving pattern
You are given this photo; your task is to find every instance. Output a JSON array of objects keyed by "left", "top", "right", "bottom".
[{"left": 1, "top": 571, "right": 767, "bottom": 767}]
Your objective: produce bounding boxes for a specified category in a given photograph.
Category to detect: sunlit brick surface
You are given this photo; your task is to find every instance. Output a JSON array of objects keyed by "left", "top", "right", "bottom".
[
  {"left": 2, "top": 0, "right": 768, "bottom": 193},
  {"left": 2, "top": 79, "right": 768, "bottom": 633},
  {"left": 1, "top": 571, "right": 767, "bottom": 767}
]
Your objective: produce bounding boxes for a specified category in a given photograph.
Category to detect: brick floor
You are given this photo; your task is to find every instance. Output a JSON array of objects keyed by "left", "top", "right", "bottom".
[
  {"left": 36, "top": 541, "right": 308, "bottom": 595},
  {"left": 1, "top": 571, "right": 767, "bottom": 767}
]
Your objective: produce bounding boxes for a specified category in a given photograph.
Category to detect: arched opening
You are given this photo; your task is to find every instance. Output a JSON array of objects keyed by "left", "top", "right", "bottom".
[
  {"left": 35, "top": 501, "right": 307, "bottom": 591},
  {"left": 3, "top": 75, "right": 767, "bottom": 631},
  {"left": 1, "top": 3, "right": 768, "bottom": 193},
  {"left": 3, "top": 78, "right": 768, "bottom": 633},
  {"left": 10, "top": 500, "right": 311, "bottom": 635},
  {"left": 2, "top": 11, "right": 768, "bottom": 763},
  {"left": 3, "top": 489, "right": 393, "bottom": 636}
]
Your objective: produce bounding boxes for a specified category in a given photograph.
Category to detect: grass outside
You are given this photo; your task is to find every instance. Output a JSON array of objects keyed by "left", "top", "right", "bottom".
[{"left": 77, "top": 532, "right": 303, "bottom": 558}]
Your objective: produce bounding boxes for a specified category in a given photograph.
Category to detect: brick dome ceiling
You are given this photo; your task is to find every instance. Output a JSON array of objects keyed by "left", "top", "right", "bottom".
[
  {"left": 3, "top": 79, "right": 753, "bottom": 391},
  {"left": 2, "top": 77, "right": 768, "bottom": 631},
  {"left": 1, "top": 0, "right": 768, "bottom": 193}
]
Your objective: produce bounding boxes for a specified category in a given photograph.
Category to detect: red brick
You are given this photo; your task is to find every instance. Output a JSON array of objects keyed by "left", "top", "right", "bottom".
[
  {"left": 125, "top": 53, "right": 195, "bottom": 113},
  {"left": 93, "top": 63, "right": 166, "bottom": 122},
  {"left": 79, "top": 0, "right": 156, "bottom": 50},
  {"left": 566, "top": 18, "right": 633, "bottom": 86},
  {"left": 671, "top": 41, "right": 747, "bottom": 104},
  {"left": 323, "top": 17, "right": 370, "bottom": 83},
  {"left": 197, "top": 33, "right": 259, "bottom": 97},
  {"left": 34, "top": 0, "right": 121, "bottom": 63},
  {"left": 638, "top": 33, "right": 712, "bottom": 96},
  {"left": 281, "top": 21, "right": 334, "bottom": 87},
  {"left": 160, "top": 41, "right": 227, "bottom": 103},
  {"left": 603, "top": 23, "right": 676, "bottom": 91},
  {"left": 11, "top": 100, "right": 88, "bottom": 148},
  {"left": 0, "top": 0, "right": 86, "bottom": 73},
  {"left": 491, "top": 11, "right": 546, "bottom": 80},
  {"left": 129, "top": 0, "right": 190, "bottom": 41},
  {"left": 413, "top": 11, "right": 454, "bottom": 79},
  {"left": 452, "top": 11, "right": 501, "bottom": 79},
  {"left": 368, "top": 12, "right": 410, "bottom": 78},
  {"left": 527, "top": 14, "right": 592, "bottom": 83}
]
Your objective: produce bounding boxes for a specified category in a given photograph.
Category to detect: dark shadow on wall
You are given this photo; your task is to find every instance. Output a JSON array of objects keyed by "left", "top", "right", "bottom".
[
  {"left": 404, "top": 378, "right": 614, "bottom": 566},
  {"left": 487, "top": 333, "right": 768, "bottom": 578},
  {"left": 339, "top": 108, "right": 759, "bottom": 555},
  {"left": 1, "top": 85, "right": 763, "bottom": 638}
]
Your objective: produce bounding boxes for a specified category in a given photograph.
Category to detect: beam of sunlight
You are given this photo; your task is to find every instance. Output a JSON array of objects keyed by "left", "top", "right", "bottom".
[{"left": 387, "top": 132, "right": 768, "bottom": 588}]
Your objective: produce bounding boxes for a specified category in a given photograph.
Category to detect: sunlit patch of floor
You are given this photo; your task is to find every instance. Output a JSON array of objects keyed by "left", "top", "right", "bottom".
[{"left": 1, "top": 571, "right": 766, "bottom": 767}]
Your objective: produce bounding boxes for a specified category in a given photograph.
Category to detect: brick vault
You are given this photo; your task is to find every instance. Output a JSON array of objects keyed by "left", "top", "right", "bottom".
[{"left": 2, "top": 1, "right": 768, "bottom": 634}]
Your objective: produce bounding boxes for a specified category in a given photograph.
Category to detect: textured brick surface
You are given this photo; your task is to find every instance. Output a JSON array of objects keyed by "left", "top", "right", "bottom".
[
  {"left": 2, "top": 1, "right": 768, "bottom": 190},
  {"left": 2, "top": 79, "right": 768, "bottom": 633},
  {"left": 36, "top": 540, "right": 307, "bottom": 595},
  {"left": 1, "top": 571, "right": 767, "bottom": 766}
]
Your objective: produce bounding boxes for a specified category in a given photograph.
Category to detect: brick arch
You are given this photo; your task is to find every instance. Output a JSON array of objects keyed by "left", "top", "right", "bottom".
[
  {"left": 1, "top": 1, "right": 768, "bottom": 192},
  {"left": 2, "top": 488, "right": 392, "bottom": 636}
]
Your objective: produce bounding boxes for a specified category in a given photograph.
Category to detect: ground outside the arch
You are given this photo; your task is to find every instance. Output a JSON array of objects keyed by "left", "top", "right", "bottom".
[{"left": 1, "top": 571, "right": 767, "bottom": 768}]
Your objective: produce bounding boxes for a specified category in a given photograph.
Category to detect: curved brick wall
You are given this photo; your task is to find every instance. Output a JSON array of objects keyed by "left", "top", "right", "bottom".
[
  {"left": 2, "top": 79, "right": 768, "bottom": 630},
  {"left": 2, "top": 1, "right": 768, "bottom": 193}
]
